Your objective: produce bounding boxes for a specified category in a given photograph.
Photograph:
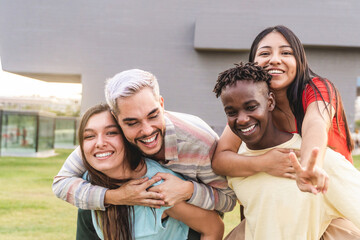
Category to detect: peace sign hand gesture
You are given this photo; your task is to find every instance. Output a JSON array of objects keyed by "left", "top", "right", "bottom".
[{"left": 289, "top": 147, "right": 329, "bottom": 194}]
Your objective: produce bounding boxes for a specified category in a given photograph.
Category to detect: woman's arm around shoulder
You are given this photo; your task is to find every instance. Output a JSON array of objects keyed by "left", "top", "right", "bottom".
[{"left": 212, "top": 125, "right": 296, "bottom": 178}]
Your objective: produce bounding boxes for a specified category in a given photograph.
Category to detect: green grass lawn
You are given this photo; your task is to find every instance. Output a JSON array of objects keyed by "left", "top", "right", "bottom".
[
  {"left": 353, "top": 154, "right": 360, "bottom": 169},
  {"left": 0, "top": 149, "right": 77, "bottom": 240},
  {"left": 0, "top": 150, "right": 359, "bottom": 239}
]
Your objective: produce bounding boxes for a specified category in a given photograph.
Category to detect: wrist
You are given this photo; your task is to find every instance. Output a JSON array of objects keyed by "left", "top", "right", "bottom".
[
  {"left": 184, "top": 181, "right": 194, "bottom": 201},
  {"left": 104, "top": 189, "right": 115, "bottom": 205},
  {"left": 253, "top": 154, "right": 267, "bottom": 173},
  {"left": 105, "top": 188, "right": 125, "bottom": 206}
]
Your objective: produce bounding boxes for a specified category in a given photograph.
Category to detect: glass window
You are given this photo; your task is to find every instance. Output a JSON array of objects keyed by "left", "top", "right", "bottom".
[
  {"left": 1, "top": 112, "right": 37, "bottom": 155},
  {"left": 38, "top": 116, "right": 55, "bottom": 152},
  {"left": 55, "top": 118, "right": 76, "bottom": 148}
]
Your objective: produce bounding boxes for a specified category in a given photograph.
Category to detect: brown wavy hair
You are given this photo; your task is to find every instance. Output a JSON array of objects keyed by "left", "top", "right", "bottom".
[{"left": 78, "top": 103, "right": 144, "bottom": 240}]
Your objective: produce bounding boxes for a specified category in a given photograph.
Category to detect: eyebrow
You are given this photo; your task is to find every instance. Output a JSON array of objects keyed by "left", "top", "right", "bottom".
[
  {"left": 122, "top": 107, "right": 159, "bottom": 122},
  {"left": 84, "top": 124, "right": 118, "bottom": 132},
  {"left": 245, "top": 100, "right": 258, "bottom": 105},
  {"left": 258, "top": 45, "right": 292, "bottom": 50},
  {"left": 224, "top": 106, "right": 234, "bottom": 111}
]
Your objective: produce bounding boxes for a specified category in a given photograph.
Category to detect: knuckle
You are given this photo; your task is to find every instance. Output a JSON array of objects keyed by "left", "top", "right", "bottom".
[{"left": 147, "top": 182, "right": 156, "bottom": 188}]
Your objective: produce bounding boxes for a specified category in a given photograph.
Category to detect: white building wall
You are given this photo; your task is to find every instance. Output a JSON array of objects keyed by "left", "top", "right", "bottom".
[{"left": 1, "top": 0, "right": 360, "bottom": 132}]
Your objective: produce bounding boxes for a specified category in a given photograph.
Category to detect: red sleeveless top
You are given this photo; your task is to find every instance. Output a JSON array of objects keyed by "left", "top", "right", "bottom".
[{"left": 302, "top": 78, "right": 352, "bottom": 163}]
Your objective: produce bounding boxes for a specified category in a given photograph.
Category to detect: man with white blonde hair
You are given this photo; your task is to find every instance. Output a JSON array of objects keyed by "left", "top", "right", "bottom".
[{"left": 53, "top": 69, "right": 236, "bottom": 240}]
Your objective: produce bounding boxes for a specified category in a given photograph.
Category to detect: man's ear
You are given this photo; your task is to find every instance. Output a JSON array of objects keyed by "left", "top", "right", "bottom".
[
  {"left": 268, "top": 92, "right": 275, "bottom": 111},
  {"left": 159, "top": 96, "right": 164, "bottom": 109}
]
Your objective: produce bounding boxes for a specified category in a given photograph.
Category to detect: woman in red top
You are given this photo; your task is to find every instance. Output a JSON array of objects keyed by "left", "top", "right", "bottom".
[
  {"left": 212, "top": 25, "right": 358, "bottom": 239},
  {"left": 213, "top": 25, "right": 353, "bottom": 182}
]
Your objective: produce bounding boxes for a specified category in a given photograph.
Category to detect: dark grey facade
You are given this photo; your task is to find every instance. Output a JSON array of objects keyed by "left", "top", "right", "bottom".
[{"left": 1, "top": 0, "right": 360, "bottom": 132}]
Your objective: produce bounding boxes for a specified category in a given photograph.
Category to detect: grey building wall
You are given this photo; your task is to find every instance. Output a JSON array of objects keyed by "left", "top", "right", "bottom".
[{"left": 1, "top": 0, "right": 360, "bottom": 133}]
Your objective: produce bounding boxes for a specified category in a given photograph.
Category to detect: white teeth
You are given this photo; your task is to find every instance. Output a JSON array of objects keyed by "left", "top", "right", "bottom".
[
  {"left": 96, "top": 152, "right": 112, "bottom": 158},
  {"left": 241, "top": 125, "right": 255, "bottom": 133},
  {"left": 142, "top": 135, "right": 156, "bottom": 143},
  {"left": 268, "top": 69, "right": 283, "bottom": 74}
]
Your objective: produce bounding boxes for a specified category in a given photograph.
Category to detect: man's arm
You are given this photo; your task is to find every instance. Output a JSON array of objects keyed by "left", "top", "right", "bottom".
[
  {"left": 187, "top": 170, "right": 237, "bottom": 213},
  {"left": 151, "top": 166, "right": 237, "bottom": 212},
  {"left": 52, "top": 147, "right": 165, "bottom": 210},
  {"left": 52, "top": 147, "right": 107, "bottom": 210},
  {"left": 150, "top": 142, "right": 237, "bottom": 213}
]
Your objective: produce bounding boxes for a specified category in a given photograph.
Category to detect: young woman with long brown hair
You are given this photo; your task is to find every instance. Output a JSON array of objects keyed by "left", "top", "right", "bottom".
[{"left": 78, "top": 104, "right": 224, "bottom": 240}]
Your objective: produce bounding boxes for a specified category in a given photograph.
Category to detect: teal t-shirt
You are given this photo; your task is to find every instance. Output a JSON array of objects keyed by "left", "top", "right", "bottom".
[{"left": 90, "top": 159, "right": 189, "bottom": 240}]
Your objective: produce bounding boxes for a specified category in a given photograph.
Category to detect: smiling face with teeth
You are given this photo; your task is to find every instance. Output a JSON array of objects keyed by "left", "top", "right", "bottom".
[
  {"left": 82, "top": 111, "right": 127, "bottom": 178},
  {"left": 116, "top": 87, "right": 166, "bottom": 158},
  {"left": 221, "top": 80, "right": 275, "bottom": 150},
  {"left": 253, "top": 31, "right": 297, "bottom": 93}
]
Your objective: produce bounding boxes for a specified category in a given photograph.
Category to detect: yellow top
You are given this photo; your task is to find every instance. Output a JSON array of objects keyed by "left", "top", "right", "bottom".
[{"left": 228, "top": 134, "right": 360, "bottom": 240}]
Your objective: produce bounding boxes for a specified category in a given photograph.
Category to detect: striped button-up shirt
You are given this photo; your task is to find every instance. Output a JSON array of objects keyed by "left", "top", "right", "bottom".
[{"left": 52, "top": 111, "right": 236, "bottom": 212}]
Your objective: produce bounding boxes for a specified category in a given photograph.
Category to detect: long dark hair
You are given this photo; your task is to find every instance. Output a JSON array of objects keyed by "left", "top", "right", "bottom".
[
  {"left": 78, "top": 103, "right": 144, "bottom": 240},
  {"left": 249, "top": 25, "right": 353, "bottom": 152}
]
